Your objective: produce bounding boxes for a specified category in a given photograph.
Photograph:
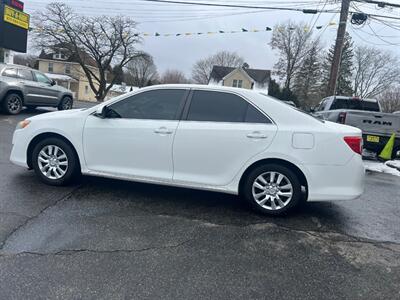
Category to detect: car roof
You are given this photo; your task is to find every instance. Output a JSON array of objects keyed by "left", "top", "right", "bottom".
[
  {"left": 138, "top": 83, "right": 262, "bottom": 96},
  {"left": 0, "top": 63, "right": 33, "bottom": 70}
]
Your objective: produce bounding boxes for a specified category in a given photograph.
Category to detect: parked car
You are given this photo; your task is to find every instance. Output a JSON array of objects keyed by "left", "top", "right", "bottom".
[
  {"left": 10, "top": 85, "right": 364, "bottom": 215},
  {"left": 314, "top": 96, "right": 400, "bottom": 159},
  {"left": 0, "top": 63, "right": 74, "bottom": 115}
]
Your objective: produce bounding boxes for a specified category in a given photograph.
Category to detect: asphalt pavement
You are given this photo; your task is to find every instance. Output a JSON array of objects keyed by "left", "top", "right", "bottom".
[{"left": 0, "top": 104, "right": 399, "bottom": 299}]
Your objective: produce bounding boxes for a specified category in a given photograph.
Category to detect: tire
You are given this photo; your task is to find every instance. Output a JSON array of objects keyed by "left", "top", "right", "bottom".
[
  {"left": 242, "top": 164, "right": 302, "bottom": 216},
  {"left": 32, "top": 137, "right": 80, "bottom": 186},
  {"left": 58, "top": 96, "right": 73, "bottom": 111},
  {"left": 2, "top": 93, "right": 23, "bottom": 115}
]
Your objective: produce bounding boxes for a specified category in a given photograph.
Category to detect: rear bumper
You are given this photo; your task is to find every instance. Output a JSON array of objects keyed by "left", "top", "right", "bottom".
[{"left": 304, "top": 154, "right": 365, "bottom": 201}]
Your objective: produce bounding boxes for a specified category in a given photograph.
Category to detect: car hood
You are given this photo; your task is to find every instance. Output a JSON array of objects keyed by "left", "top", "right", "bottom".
[{"left": 27, "top": 109, "right": 86, "bottom": 121}]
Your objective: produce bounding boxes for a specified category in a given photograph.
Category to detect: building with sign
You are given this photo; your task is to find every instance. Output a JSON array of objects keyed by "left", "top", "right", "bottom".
[{"left": 0, "top": 0, "right": 29, "bottom": 63}]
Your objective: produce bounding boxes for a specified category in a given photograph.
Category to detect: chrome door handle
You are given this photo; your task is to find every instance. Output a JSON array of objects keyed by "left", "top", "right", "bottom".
[
  {"left": 154, "top": 127, "right": 173, "bottom": 134},
  {"left": 247, "top": 132, "right": 268, "bottom": 139}
]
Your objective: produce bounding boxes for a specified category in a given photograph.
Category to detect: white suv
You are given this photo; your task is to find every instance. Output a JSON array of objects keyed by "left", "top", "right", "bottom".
[{"left": 10, "top": 85, "right": 365, "bottom": 215}]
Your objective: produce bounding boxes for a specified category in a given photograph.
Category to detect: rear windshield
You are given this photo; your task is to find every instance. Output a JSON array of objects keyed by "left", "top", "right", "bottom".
[{"left": 331, "top": 98, "right": 380, "bottom": 112}]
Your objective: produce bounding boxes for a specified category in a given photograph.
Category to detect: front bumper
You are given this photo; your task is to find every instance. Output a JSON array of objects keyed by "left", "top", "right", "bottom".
[
  {"left": 304, "top": 154, "right": 365, "bottom": 201},
  {"left": 10, "top": 129, "right": 29, "bottom": 168}
]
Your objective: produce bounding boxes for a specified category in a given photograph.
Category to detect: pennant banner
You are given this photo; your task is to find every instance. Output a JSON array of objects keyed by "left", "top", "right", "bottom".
[{"left": 133, "top": 22, "right": 337, "bottom": 38}]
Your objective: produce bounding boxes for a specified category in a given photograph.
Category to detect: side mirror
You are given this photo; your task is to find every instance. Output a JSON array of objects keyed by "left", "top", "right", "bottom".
[
  {"left": 94, "top": 105, "right": 108, "bottom": 118},
  {"left": 50, "top": 80, "right": 56, "bottom": 86}
]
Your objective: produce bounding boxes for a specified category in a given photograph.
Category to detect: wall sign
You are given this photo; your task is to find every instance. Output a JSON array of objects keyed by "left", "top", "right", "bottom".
[{"left": 4, "top": 4, "right": 29, "bottom": 29}]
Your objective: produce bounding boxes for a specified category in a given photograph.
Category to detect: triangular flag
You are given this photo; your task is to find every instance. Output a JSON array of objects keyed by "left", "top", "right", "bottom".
[{"left": 155, "top": 32, "right": 160, "bottom": 36}]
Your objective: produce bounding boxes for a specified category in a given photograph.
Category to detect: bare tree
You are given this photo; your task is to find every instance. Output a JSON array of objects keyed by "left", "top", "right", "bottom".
[
  {"left": 378, "top": 87, "right": 400, "bottom": 113},
  {"left": 33, "top": 2, "right": 143, "bottom": 101},
  {"left": 192, "top": 51, "right": 244, "bottom": 84},
  {"left": 13, "top": 54, "right": 37, "bottom": 68},
  {"left": 269, "top": 21, "right": 313, "bottom": 90},
  {"left": 160, "top": 69, "right": 188, "bottom": 84},
  {"left": 353, "top": 46, "right": 400, "bottom": 98},
  {"left": 125, "top": 54, "right": 159, "bottom": 87}
]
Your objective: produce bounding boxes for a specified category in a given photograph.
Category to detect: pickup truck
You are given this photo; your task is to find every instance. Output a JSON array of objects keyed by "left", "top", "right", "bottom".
[{"left": 314, "top": 96, "right": 400, "bottom": 159}]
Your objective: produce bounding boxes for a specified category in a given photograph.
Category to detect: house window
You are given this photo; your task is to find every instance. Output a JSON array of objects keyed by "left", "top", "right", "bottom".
[
  {"left": 232, "top": 79, "right": 243, "bottom": 88},
  {"left": 65, "top": 64, "right": 71, "bottom": 74},
  {"left": 53, "top": 53, "right": 67, "bottom": 60},
  {"left": 48, "top": 62, "right": 54, "bottom": 73},
  {"left": 85, "top": 85, "right": 89, "bottom": 95}
]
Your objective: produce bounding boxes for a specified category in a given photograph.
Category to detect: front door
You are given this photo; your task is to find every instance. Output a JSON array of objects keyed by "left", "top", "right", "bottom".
[
  {"left": 30, "top": 71, "right": 59, "bottom": 105},
  {"left": 83, "top": 88, "right": 188, "bottom": 180},
  {"left": 172, "top": 90, "right": 277, "bottom": 186}
]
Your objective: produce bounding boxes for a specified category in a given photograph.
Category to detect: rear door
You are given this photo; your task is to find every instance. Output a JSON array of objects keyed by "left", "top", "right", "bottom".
[
  {"left": 30, "top": 71, "right": 59, "bottom": 105},
  {"left": 172, "top": 90, "right": 277, "bottom": 186}
]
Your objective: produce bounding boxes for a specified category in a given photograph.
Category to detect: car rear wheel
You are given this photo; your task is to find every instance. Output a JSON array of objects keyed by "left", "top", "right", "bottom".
[
  {"left": 242, "top": 164, "right": 302, "bottom": 215},
  {"left": 58, "top": 96, "right": 73, "bottom": 111},
  {"left": 32, "top": 138, "right": 79, "bottom": 186},
  {"left": 2, "top": 93, "right": 23, "bottom": 115}
]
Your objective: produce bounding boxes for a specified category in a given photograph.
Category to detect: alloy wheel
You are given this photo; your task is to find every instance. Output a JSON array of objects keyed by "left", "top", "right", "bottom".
[
  {"left": 37, "top": 145, "right": 69, "bottom": 180},
  {"left": 7, "top": 96, "right": 21, "bottom": 113},
  {"left": 63, "top": 99, "right": 72, "bottom": 110},
  {"left": 252, "top": 171, "right": 293, "bottom": 211}
]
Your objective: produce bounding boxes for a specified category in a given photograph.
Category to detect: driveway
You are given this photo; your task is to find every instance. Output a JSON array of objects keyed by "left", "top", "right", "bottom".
[{"left": 0, "top": 106, "right": 399, "bottom": 299}]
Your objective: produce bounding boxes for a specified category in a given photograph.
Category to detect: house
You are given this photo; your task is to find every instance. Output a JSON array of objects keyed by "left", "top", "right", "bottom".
[
  {"left": 208, "top": 65, "right": 271, "bottom": 93},
  {"left": 37, "top": 48, "right": 103, "bottom": 102},
  {"left": 105, "top": 83, "right": 139, "bottom": 100}
]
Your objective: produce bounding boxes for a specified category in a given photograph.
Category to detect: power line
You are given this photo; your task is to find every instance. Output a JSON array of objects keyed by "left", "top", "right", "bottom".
[
  {"left": 136, "top": 0, "right": 340, "bottom": 13},
  {"left": 353, "top": 0, "right": 400, "bottom": 9}
]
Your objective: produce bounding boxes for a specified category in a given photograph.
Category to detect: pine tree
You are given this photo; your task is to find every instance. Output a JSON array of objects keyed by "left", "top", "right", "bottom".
[
  {"left": 322, "top": 32, "right": 354, "bottom": 96},
  {"left": 293, "top": 41, "right": 322, "bottom": 109}
]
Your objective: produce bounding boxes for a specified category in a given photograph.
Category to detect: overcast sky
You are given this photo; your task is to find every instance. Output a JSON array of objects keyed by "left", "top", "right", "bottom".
[{"left": 24, "top": 0, "right": 400, "bottom": 78}]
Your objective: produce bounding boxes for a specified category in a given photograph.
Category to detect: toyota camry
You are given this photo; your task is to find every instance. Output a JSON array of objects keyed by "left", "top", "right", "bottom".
[{"left": 10, "top": 85, "right": 365, "bottom": 215}]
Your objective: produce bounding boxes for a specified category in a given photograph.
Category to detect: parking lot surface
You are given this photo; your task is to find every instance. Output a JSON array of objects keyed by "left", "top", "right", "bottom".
[{"left": 1, "top": 106, "right": 399, "bottom": 299}]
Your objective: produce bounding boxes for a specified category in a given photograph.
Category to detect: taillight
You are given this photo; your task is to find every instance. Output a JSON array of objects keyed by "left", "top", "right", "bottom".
[
  {"left": 343, "top": 136, "right": 362, "bottom": 155},
  {"left": 338, "top": 112, "right": 347, "bottom": 124}
]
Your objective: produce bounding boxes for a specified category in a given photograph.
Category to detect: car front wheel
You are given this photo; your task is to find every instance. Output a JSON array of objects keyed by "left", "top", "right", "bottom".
[
  {"left": 32, "top": 138, "right": 79, "bottom": 186},
  {"left": 58, "top": 96, "right": 73, "bottom": 111},
  {"left": 242, "top": 164, "right": 302, "bottom": 215},
  {"left": 2, "top": 93, "right": 23, "bottom": 115}
]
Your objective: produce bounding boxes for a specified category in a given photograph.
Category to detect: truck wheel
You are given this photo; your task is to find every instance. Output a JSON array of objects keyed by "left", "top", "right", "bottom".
[
  {"left": 58, "top": 96, "right": 73, "bottom": 111},
  {"left": 2, "top": 93, "right": 23, "bottom": 115}
]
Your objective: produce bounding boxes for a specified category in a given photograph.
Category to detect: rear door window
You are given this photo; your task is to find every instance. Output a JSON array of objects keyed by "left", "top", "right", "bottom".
[{"left": 187, "top": 90, "right": 247, "bottom": 122}]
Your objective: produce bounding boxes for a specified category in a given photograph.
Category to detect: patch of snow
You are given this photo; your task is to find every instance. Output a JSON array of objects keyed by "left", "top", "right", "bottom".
[{"left": 364, "top": 160, "right": 400, "bottom": 177}]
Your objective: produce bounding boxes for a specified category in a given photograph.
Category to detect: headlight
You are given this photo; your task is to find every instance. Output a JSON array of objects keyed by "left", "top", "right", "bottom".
[{"left": 16, "top": 120, "right": 31, "bottom": 130}]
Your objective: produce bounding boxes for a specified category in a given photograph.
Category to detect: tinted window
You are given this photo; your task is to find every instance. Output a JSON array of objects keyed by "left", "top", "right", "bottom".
[
  {"left": 108, "top": 89, "right": 186, "bottom": 120},
  {"left": 361, "top": 101, "right": 380, "bottom": 112},
  {"left": 187, "top": 91, "right": 248, "bottom": 122},
  {"left": 34, "top": 71, "right": 51, "bottom": 84},
  {"left": 18, "top": 69, "right": 33, "bottom": 81},
  {"left": 245, "top": 104, "right": 271, "bottom": 123},
  {"left": 2, "top": 68, "right": 18, "bottom": 78}
]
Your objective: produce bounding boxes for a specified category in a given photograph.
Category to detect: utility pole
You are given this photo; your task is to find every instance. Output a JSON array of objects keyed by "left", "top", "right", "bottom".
[{"left": 327, "top": 0, "right": 351, "bottom": 96}]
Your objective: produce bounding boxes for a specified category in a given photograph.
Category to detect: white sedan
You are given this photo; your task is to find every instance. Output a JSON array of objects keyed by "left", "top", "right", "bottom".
[{"left": 10, "top": 85, "right": 364, "bottom": 215}]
